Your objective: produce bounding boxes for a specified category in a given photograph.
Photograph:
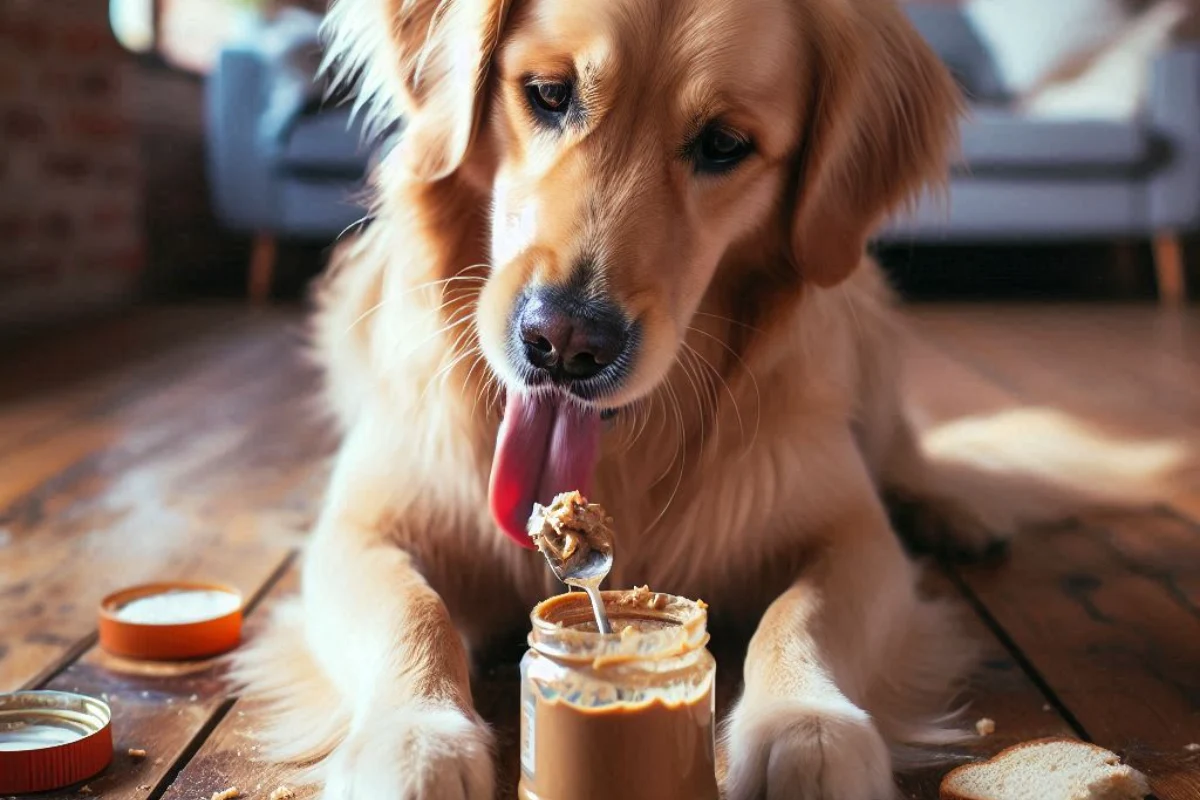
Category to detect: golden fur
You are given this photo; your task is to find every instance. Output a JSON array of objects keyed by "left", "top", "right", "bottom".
[{"left": 235, "top": 1, "right": 1044, "bottom": 797}]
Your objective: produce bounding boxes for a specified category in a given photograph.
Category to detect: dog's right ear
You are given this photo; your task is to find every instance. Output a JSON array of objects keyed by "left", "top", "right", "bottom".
[
  {"left": 324, "top": 0, "right": 512, "bottom": 181},
  {"left": 788, "top": 0, "right": 960, "bottom": 288}
]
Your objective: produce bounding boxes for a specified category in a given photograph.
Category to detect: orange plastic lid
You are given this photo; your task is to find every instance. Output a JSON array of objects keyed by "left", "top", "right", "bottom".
[
  {"left": 98, "top": 581, "right": 243, "bottom": 661},
  {"left": 0, "top": 690, "right": 113, "bottom": 794}
]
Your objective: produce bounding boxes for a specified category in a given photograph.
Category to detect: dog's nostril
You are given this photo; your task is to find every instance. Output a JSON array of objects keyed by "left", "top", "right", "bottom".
[
  {"left": 517, "top": 289, "right": 629, "bottom": 383},
  {"left": 522, "top": 337, "right": 557, "bottom": 370},
  {"left": 564, "top": 351, "right": 599, "bottom": 378}
]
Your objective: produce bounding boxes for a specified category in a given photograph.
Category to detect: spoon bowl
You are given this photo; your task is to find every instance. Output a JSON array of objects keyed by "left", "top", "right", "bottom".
[{"left": 540, "top": 546, "right": 613, "bottom": 634}]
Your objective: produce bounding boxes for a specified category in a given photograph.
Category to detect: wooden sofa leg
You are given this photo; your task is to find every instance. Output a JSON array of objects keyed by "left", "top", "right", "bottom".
[
  {"left": 1152, "top": 232, "right": 1186, "bottom": 307},
  {"left": 248, "top": 233, "right": 277, "bottom": 304}
]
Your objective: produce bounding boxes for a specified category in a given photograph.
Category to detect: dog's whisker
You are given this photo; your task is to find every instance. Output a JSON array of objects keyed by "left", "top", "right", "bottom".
[
  {"left": 490, "top": 376, "right": 505, "bottom": 414},
  {"left": 466, "top": 352, "right": 495, "bottom": 420},
  {"left": 839, "top": 289, "right": 865, "bottom": 342},
  {"left": 393, "top": 303, "right": 478, "bottom": 362},
  {"left": 343, "top": 296, "right": 392, "bottom": 337},
  {"left": 682, "top": 342, "right": 723, "bottom": 447},
  {"left": 675, "top": 346, "right": 708, "bottom": 448},
  {"left": 649, "top": 384, "right": 678, "bottom": 488},
  {"left": 693, "top": 310, "right": 763, "bottom": 334},
  {"left": 686, "top": 325, "right": 761, "bottom": 458},
  {"left": 684, "top": 332, "right": 746, "bottom": 447},
  {"left": 645, "top": 380, "right": 687, "bottom": 534},
  {"left": 342, "top": 274, "right": 487, "bottom": 337},
  {"left": 419, "top": 346, "right": 481, "bottom": 409},
  {"left": 634, "top": 394, "right": 657, "bottom": 451},
  {"left": 335, "top": 214, "right": 373, "bottom": 243}
]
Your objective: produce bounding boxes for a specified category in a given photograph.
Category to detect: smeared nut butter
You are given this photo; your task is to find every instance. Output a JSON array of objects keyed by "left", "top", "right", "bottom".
[
  {"left": 518, "top": 589, "right": 718, "bottom": 800},
  {"left": 528, "top": 491, "right": 614, "bottom": 567}
]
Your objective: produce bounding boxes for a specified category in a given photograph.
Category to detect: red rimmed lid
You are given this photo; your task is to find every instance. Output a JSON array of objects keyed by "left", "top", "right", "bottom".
[
  {"left": 0, "top": 690, "right": 113, "bottom": 794},
  {"left": 98, "top": 581, "right": 243, "bottom": 661}
]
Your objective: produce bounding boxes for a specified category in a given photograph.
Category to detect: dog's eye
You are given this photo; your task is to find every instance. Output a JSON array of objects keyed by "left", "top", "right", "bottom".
[
  {"left": 526, "top": 80, "right": 572, "bottom": 118},
  {"left": 694, "top": 125, "right": 754, "bottom": 173}
]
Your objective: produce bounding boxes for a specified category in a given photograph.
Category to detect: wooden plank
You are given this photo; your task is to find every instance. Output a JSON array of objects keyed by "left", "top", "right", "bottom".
[
  {"left": 907, "top": 307, "right": 1200, "bottom": 457},
  {"left": 144, "top": 567, "right": 315, "bottom": 800},
  {"left": 913, "top": 306, "right": 1200, "bottom": 421},
  {"left": 0, "top": 307, "right": 249, "bottom": 450},
  {"left": 0, "top": 316, "right": 286, "bottom": 511},
  {"left": 895, "top": 570, "right": 1078, "bottom": 799},
  {"left": 951, "top": 509, "right": 1200, "bottom": 800},
  {"left": 28, "top": 560, "right": 300, "bottom": 800},
  {"left": 1, "top": 317, "right": 331, "bottom": 692},
  {"left": 909, "top": 305, "right": 1200, "bottom": 534}
]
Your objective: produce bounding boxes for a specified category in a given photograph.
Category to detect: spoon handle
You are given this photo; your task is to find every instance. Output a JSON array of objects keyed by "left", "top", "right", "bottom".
[{"left": 583, "top": 585, "right": 612, "bottom": 634}]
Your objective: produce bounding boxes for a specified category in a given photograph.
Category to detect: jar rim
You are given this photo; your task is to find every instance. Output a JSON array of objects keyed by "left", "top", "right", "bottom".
[{"left": 528, "top": 589, "right": 709, "bottom": 668}]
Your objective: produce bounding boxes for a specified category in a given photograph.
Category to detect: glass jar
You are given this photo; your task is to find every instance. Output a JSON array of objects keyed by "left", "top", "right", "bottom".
[{"left": 517, "top": 588, "right": 718, "bottom": 800}]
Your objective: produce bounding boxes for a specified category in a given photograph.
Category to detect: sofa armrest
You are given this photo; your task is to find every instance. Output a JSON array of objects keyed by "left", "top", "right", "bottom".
[
  {"left": 206, "top": 42, "right": 276, "bottom": 231},
  {"left": 1148, "top": 45, "right": 1200, "bottom": 231}
]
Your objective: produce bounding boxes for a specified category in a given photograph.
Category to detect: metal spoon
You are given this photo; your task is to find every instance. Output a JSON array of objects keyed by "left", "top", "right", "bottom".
[{"left": 538, "top": 544, "right": 614, "bottom": 635}]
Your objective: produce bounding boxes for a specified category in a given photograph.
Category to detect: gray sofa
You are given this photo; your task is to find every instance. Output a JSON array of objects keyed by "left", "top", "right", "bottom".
[
  {"left": 206, "top": 6, "right": 1196, "bottom": 302},
  {"left": 206, "top": 10, "right": 378, "bottom": 301},
  {"left": 884, "top": 4, "right": 1199, "bottom": 303}
]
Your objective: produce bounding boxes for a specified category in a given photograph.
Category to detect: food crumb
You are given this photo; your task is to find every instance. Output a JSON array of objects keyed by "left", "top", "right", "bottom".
[
  {"left": 128, "top": 748, "right": 147, "bottom": 759},
  {"left": 975, "top": 718, "right": 996, "bottom": 736},
  {"left": 138, "top": 784, "right": 150, "bottom": 791},
  {"left": 211, "top": 789, "right": 239, "bottom": 800},
  {"left": 620, "top": 586, "right": 653, "bottom": 606},
  {"left": 78, "top": 787, "right": 93, "bottom": 795},
  {"left": 269, "top": 787, "right": 297, "bottom": 800},
  {"left": 1185, "top": 743, "right": 1200, "bottom": 752},
  {"left": 154, "top": 758, "right": 164, "bottom": 765},
  {"left": 1041, "top": 703, "right": 1052, "bottom": 711}
]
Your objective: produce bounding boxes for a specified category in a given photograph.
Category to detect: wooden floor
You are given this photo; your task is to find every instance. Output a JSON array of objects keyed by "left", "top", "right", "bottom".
[{"left": 2, "top": 303, "right": 1198, "bottom": 800}]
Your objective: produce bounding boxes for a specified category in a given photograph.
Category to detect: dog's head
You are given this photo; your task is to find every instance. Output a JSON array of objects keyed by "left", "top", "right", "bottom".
[{"left": 326, "top": 0, "right": 959, "bottom": 543}]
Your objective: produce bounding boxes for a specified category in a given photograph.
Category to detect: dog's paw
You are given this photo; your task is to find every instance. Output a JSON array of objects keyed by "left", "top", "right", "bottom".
[
  {"left": 323, "top": 705, "right": 494, "bottom": 800},
  {"left": 888, "top": 491, "right": 1013, "bottom": 562},
  {"left": 722, "top": 696, "right": 894, "bottom": 800}
]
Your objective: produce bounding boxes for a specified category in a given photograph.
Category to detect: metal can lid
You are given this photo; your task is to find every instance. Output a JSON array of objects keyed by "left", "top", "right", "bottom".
[
  {"left": 98, "top": 581, "right": 243, "bottom": 661},
  {"left": 0, "top": 690, "right": 113, "bottom": 794}
]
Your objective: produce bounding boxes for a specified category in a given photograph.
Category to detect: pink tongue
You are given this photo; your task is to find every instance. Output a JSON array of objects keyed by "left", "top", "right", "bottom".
[{"left": 489, "top": 393, "right": 601, "bottom": 548}]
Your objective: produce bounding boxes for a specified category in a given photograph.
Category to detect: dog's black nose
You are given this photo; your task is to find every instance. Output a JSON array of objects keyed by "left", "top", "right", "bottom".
[{"left": 518, "top": 289, "right": 628, "bottom": 382}]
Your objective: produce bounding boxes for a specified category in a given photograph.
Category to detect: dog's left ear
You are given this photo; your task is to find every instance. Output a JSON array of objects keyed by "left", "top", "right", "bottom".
[
  {"left": 790, "top": 0, "right": 961, "bottom": 287},
  {"left": 324, "top": 0, "right": 512, "bottom": 181}
]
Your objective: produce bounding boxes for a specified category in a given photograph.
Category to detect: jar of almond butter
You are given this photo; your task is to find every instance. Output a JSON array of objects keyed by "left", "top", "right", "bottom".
[{"left": 518, "top": 588, "right": 718, "bottom": 800}]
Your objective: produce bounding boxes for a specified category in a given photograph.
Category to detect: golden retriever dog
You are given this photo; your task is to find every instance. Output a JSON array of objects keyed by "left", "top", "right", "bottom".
[{"left": 236, "top": 0, "right": 1020, "bottom": 797}]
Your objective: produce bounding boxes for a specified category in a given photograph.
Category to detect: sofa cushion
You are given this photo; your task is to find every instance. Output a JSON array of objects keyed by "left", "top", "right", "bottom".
[
  {"left": 959, "top": 108, "right": 1152, "bottom": 172},
  {"left": 276, "top": 108, "right": 371, "bottom": 175}
]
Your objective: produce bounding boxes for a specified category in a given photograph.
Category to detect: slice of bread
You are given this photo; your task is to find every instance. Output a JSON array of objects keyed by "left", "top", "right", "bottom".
[{"left": 940, "top": 738, "right": 1150, "bottom": 800}]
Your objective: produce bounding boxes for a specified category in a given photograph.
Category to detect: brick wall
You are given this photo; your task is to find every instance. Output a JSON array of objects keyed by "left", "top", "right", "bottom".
[{"left": 0, "top": 0, "right": 145, "bottom": 333}]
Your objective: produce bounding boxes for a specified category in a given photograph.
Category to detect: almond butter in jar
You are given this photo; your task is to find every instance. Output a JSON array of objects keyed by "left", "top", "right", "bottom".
[{"left": 518, "top": 587, "right": 718, "bottom": 800}]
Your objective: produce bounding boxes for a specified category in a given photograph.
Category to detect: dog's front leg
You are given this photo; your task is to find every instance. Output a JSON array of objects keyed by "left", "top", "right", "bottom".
[
  {"left": 723, "top": 499, "right": 921, "bottom": 800},
  {"left": 303, "top": 518, "right": 493, "bottom": 800}
]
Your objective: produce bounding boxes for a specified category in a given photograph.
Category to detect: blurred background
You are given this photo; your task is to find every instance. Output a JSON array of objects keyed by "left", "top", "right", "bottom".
[{"left": 0, "top": 0, "right": 1198, "bottom": 339}]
